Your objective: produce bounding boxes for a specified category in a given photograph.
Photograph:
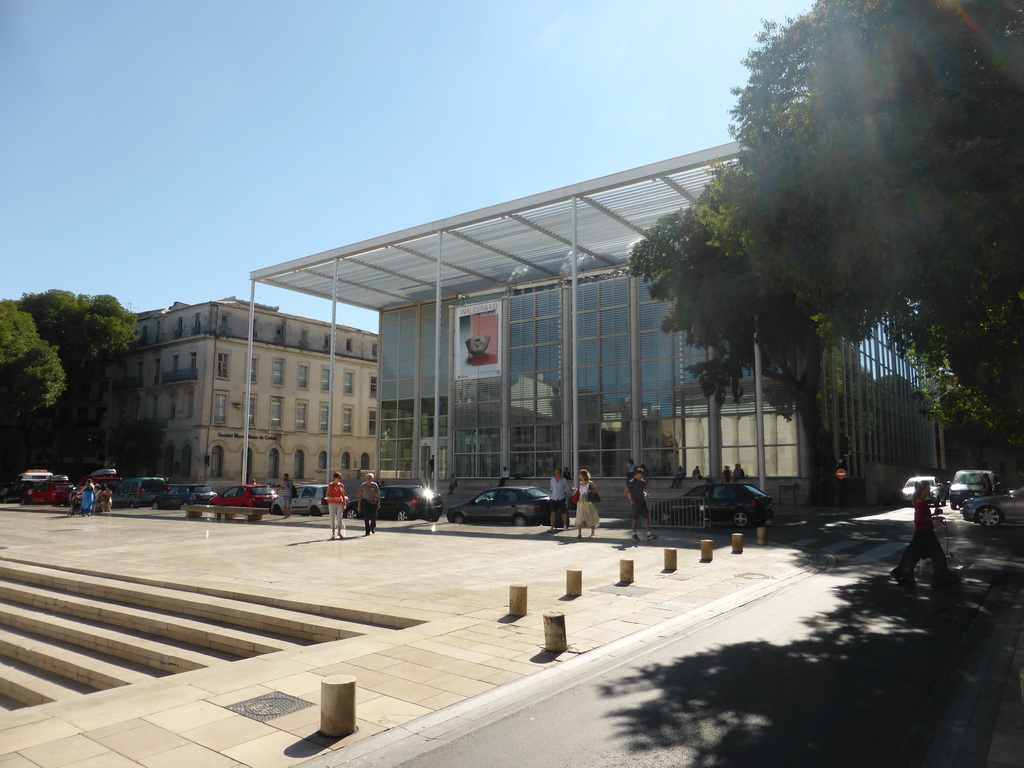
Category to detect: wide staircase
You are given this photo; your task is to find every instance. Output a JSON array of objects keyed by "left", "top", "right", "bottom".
[{"left": 0, "top": 559, "right": 396, "bottom": 711}]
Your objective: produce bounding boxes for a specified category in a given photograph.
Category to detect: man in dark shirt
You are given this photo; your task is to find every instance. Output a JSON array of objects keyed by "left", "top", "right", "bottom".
[{"left": 624, "top": 468, "right": 657, "bottom": 541}]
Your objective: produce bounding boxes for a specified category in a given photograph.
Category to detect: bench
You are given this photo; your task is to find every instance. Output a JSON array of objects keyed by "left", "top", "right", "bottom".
[{"left": 182, "top": 504, "right": 265, "bottom": 522}]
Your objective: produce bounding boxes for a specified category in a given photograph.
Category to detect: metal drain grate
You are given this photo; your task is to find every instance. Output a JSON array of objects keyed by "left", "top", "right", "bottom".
[
  {"left": 592, "top": 584, "right": 657, "bottom": 597},
  {"left": 739, "top": 573, "right": 771, "bottom": 580},
  {"left": 224, "top": 692, "right": 315, "bottom": 722}
]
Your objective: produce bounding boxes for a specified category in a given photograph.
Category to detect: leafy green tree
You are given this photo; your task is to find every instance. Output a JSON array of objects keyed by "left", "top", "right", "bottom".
[
  {"left": 106, "top": 419, "right": 164, "bottom": 477},
  {"left": 730, "top": 0, "right": 1024, "bottom": 426},
  {"left": 0, "top": 301, "right": 66, "bottom": 465}
]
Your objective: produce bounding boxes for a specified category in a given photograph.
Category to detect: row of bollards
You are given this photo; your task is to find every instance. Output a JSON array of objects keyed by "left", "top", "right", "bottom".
[{"left": 320, "top": 527, "right": 769, "bottom": 736}]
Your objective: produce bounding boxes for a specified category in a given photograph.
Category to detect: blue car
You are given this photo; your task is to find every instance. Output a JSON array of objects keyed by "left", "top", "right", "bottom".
[{"left": 152, "top": 484, "right": 218, "bottom": 509}]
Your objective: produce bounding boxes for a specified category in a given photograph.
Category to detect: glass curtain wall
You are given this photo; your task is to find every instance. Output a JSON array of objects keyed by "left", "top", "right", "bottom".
[{"left": 508, "top": 285, "right": 562, "bottom": 478}]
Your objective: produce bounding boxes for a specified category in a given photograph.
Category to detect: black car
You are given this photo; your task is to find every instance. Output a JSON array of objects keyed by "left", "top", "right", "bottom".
[
  {"left": 445, "top": 486, "right": 550, "bottom": 526},
  {"left": 653, "top": 483, "right": 774, "bottom": 528},
  {"left": 345, "top": 485, "right": 444, "bottom": 522},
  {"left": 152, "top": 484, "right": 218, "bottom": 509}
]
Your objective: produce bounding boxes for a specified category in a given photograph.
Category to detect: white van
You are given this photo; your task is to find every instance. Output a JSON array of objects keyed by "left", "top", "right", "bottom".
[{"left": 19, "top": 470, "right": 53, "bottom": 483}]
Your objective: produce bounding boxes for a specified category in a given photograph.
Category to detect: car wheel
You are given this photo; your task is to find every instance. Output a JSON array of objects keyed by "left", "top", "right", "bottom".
[
  {"left": 152, "top": 501, "right": 160, "bottom": 509},
  {"left": 345, "top": 508, "right": 359, "bottom": 519},
  {"left": 976, "top": 506, "right": 1003, "bottom": 527},
  {"left": 451, "top": 511, "right": 466, "bottom": 524},
  {"left": 128, "top": 501, "right": 137, "bottom": 509},
  {"left": 395, "top": 507, "right": 410, "bottom": 521},
  {"left": 512, "top": 513, "right": 528, "bottom": 526},
  {"left": 309, "top": 505, "right": 322, "bottom": 517},
  {"left": 949, "top": 500, "right": 959, "bottom": 510},
  {"left": 732, "top": 510, "right": 751, "bottom": 528}
]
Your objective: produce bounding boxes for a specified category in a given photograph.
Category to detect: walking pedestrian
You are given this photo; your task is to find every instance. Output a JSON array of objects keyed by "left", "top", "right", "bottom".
[
  {"left": 280, "top": 473, "right": 296, "bottom": 518},
  {"left": 671, "top": 465, "right": 685, "bottom": 489},
  {"left": 625, "top": 458, "right": 636, "bottom": 484},
  {"left": 80, "top": 479, "right": 95, "bottom": 517},
  {"left": 573, "top": 469, "right": 600, "bottom": 539},
  {"left": 890, "top": 479, "right": 959, "bottom": 588},
  {"left": 625, "top": 468, "right": 657, "bottom": 541},
  {"left": 448, "top": 471, "right": 458, "bottom": 496},
  {"left": 358, "top": 472, "right": 381, "bottom": 536},
  {"left": 499, "top": 466, "right": 509, "bottom": 487},
  {"left": 548, "top": 467, "right": 572, "bottom": 531},
  {"left": 327, "top": 472, "right": 347, "bottom": 540}
]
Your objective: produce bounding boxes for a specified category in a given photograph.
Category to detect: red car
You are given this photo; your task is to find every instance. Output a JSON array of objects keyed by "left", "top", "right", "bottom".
[
  {"left": 210, "top": 485, "right": 278, "bottom": 509},
  {"left": 28, "top": 480, "right": 75, "bottom": 506}
]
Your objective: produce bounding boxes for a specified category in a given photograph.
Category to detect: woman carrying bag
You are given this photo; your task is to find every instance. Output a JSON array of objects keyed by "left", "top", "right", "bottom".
[{"left": 574, "top": 469, "right": 600, "bottom": 539}]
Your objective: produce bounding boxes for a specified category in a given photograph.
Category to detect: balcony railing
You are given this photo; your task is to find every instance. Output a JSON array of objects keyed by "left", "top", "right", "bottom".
[
  {"left": 111, "top": 376, "right": 143, "bottom": 391},
  {"left": 161, "top": 368, "right": 199, "bottom": 384}
]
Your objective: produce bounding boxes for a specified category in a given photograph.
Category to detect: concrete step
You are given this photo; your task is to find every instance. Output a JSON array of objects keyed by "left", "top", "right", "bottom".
[
  {"left": 0, "top": 655, "right": 90, "bottom": 707},
  {"left": 0, "top": 579, "right": 303, "bottom": 658},
  {"left": 0, "top": 599, "right": 227, "bottom": 675},
  {"left": 0, "top": 561, "right": 370, "bottom": 643},
  {"left": 0, "top": 624, "right": 158, "bottom": 691}
]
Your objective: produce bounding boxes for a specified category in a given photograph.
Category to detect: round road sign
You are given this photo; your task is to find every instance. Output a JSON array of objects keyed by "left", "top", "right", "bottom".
[{"left": 835, "top": 468, "right": 848, "bottom": 480}]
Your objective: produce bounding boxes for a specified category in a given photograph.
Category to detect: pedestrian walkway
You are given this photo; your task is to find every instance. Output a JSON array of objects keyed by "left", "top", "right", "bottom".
[{"left": 0, "top": 504, "right": 811, "bottom": 767}]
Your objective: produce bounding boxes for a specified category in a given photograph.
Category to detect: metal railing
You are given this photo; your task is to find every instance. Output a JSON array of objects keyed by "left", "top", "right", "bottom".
[{"left": 649, "top": 496, "right": 710, "bottom": 529}]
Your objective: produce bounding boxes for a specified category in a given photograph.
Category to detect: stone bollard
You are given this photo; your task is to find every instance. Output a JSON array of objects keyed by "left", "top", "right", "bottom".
[
  {"left": 619, "top": 559, "right": 634, "bottom": 584},
  {"left": 757, "top": 526, "right": 768, "bottom": 545},
  {"left": 509, "top": 584, "right": 528, "bottom": 616},
  {"left": 664, "top": 548, "right": 677, "bottom": 571},
  {"left": 321, "top": 675, "right": 357, "bottom": 737},
  {"left": 700, "top": 539, "right": 714, "bottom": 562},
  {"left": 543, "top": 611, "right": 567, "bottom": 653},
  {"left": 732, "top": 533, "right": 744, "bottom": 554},
  {"left": 566, "top": 569, "right": 582, "bottom": 597}
]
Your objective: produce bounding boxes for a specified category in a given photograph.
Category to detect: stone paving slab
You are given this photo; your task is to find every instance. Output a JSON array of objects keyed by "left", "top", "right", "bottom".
[{"left": 0, "top": 504, "right": 809, "bottom": 767}]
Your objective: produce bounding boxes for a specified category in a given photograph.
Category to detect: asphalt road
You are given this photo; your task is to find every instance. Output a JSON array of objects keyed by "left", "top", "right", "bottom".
[{"left": 330, "top": 508, "right": 1023, "bottom": 768}]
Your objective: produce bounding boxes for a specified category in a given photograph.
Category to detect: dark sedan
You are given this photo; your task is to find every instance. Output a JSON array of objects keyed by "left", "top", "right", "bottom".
[
  {"left": 653, "top": 482, "right": 774, "bottom": 528},
  {"left": 345, "top": 486, "right": 444, "bottom": 522},
  {"left": 152, "top": 484, "right": 218, "bottom": 510},
  {"left": 446, "top": 486, "right": 550, "bottom": 526}
]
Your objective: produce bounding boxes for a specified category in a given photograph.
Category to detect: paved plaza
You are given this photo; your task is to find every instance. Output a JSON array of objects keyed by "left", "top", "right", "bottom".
[{"left": 0, "top": 502, "right": 814, "bottom": 768}]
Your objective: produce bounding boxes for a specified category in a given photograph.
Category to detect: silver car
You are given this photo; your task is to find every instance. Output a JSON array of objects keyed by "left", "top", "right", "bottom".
[
  {"left": 272, "top": 484, "right": 328, "bottom": 516},
  {"left": 960, "top": 488, "right": 1023, "bottom": 527}
]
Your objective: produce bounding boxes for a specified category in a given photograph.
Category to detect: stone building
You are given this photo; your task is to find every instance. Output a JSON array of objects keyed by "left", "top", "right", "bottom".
[{"left": 106, "top": 298, "right": 378, "bottom": 488}]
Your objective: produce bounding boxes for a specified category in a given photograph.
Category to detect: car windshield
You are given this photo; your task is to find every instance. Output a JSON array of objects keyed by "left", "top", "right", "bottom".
[
  {"left": 55, "top": 484, "right": 73, "bottom": 491},
  {"left": 251, "top": 486, "right": 274, "bottom": 495},
  {"left": 740, "top": 484, "right": 769, "bottom": 498},
  {"left": 523, "top": 488, "right": 547, "bottom": 499},
  {"left": 954, "top": 472, "right": 986, "bottom": 484}
]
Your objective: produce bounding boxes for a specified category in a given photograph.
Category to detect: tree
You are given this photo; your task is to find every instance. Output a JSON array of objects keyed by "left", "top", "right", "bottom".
[
  {"left": 631, "top": 178, "right": 828, "bottom": 487},
  {"left": 0, "top": 301, "right": 66, "bottom": 465},
  {"left": 107, "top": 419, "right": 164, "bottom": 478},
  {"left": 730, "top": 0, "right": 1024, "bottom": 428}
]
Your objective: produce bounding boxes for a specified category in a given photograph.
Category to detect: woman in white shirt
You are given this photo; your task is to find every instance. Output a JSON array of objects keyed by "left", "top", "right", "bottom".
[{"left": 574, "top": 469, "right": 599, "bottom": 539}]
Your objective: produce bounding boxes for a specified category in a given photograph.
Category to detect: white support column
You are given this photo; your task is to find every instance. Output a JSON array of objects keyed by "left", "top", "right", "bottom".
[
  {"left": 328, "top": 259, "right": 339, "bottom": 479},
  {"left": 570, "top": 197, "right": 579, "bottom": 478},
  {"left": 242, "top": 281, "right": 256, "bottom": 483},
  {"left": 328, "top": 258, "right": 339, "bottom": 482},
  {"left": 433, "top": 232, "right": 443, "bottom": 489}
]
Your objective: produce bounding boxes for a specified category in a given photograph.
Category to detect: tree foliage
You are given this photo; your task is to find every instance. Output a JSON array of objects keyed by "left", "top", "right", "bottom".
[
  {"left": 107, "top": 419, "right": 164, "bottom": 478},
  {"left": 17, "top": 290, "right": 137, "bottom": 380},
  {"left": 0, "top": 301, "right": 66, "bottom": 419},
  {"left": 731, "top": 0, "right": 1024, "bottom": 424}
]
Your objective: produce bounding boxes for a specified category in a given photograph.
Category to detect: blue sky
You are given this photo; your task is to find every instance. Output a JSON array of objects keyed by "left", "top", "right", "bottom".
[{"left": 1, "top": 0, "right": 812, "bottom": 332}]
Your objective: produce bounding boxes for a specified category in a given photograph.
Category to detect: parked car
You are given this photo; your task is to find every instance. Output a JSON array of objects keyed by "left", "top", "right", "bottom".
[
  {"left": 445, "top": 486, "right": 549, "bottom": 526},
  {"left": 210, "top": 485, "right": 278, "bottom": 509},
  {"left": 344, "top": 485, "right": 444, "bottom": 522},
  {"left": 152, "top": 484, "right": 218, "bottom": 510},
  {"left": 662, "top": 482, "right": 775, "bottom": 528},
  {"left": 960, "top": 487, "right": 1024, "bottom": 527},
  {"left": 27, "top": 480, "right": 75, "bottom": 506},
  {"left": 948, "top": 470, "right": 998, "bottom": 510},
  {"left": 2, "top": 480, "right": 47, "bottom": 504},
  {"left": 273, "top": 484, "right": 329, "bottom": 516},
  {"left": 900, "top": 475, "right": 947, "bottom": 508},
  {"left": 111, "top": 477, "right": 167, "bottom": 509}
]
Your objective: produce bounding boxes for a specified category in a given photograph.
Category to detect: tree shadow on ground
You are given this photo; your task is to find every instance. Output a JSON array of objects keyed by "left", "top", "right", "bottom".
[{"left": 598, "top": 520, "right": 994, "bottom": 768}]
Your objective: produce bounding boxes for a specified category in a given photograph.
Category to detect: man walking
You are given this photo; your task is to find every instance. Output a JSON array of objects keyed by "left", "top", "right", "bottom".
[
  {"left": 549, "top": 467, "right": 572, "bottom": 532},
  {"left": 625, "top": 467, "right": 657, "bottom": 541},
  {"left": 280, "top": 473, "right": 296, "bottom": 518},
  {"left": 358, "top": 472, "right": 381, "bottom": 536}
]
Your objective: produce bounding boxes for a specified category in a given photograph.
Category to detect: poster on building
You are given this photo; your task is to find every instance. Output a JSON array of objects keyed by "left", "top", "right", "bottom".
[{"left": 455, "top": 301, "right": 501, "bottom": 380}]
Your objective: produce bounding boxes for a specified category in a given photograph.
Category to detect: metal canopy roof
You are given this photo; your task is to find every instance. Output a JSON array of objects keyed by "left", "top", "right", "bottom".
[{"left": 252, "top": 142, "right": 740, "bottom": 313}]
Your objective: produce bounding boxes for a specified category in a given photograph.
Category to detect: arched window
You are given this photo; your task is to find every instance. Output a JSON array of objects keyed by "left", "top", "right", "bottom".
[
  {"left": 360, "top": 452, "right": 370, "bottom": 471},
  {"left": 181, "top": 444, "right": 192, "bottom": 479},
  {"left": 268, "top": 448, "right": 280, "bottom": 479},
  {"left": 341, "top": 452, "right": 351, "bottom": 470},
  {"left": 211, "top": 446, "right": 224, "bottom": 478},
  {"left": 294, "top": 450, "right": 305, "bottom": 479},
  {"left": 318, "top": 451, "right": 327, "bottom": 472},
  {"left": 164, "top": 444, "right": 175, "bottom": 479}
]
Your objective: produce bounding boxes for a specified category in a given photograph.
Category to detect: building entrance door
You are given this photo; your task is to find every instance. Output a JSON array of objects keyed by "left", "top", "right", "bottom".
[{"left": 419, "top": 440, "right": 447, "bottom": 489}]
